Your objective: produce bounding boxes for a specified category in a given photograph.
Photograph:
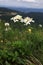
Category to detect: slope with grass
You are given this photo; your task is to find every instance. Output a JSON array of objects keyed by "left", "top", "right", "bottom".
[{"left": 0, "top": 19, "right": 43, "bottom": 65}]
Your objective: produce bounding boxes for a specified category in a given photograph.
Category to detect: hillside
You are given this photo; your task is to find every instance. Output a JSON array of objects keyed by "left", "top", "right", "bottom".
[
  {"left": 9, "top": 7, "right": 43, "bottom": 13},
  {"left": 0, "top": 7, "right": 43, "bottom": 26},
  {"left": 0, "top": 7, "right": 43, "bottom": 65},
  {"left": 0, "top": 7, "right": 18, "bottom": 16}
]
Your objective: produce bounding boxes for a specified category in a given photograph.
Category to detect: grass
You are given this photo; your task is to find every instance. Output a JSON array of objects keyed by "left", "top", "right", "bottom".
[{"left": 0, "top": 20, "right": 43, "bottom": 65}]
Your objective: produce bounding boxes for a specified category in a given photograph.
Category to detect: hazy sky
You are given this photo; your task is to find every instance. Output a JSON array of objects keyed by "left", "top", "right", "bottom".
[{"left": 0, "top": 0, "right": 43, "bottom": 8}]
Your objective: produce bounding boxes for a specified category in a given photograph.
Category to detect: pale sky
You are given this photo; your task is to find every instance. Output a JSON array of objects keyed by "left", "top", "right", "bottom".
[{"left": 0, "top": 0, "right": 43, "bottom": 8}]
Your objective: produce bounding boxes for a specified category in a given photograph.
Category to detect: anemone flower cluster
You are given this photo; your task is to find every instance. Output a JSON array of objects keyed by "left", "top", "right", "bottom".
[
  {"left": 11, "top": 15, "right": 35, "bottom": 25},
  {"left": 11, "top": 15, "right": 22, "bottom": 23},
  {"left": 23, "top": 17, "right": 35, "bottom": 25}
]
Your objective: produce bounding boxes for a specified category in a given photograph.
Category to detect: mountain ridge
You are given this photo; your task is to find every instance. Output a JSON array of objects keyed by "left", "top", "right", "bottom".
[{"left": 8, "top": 7, "right": 43, "bottom": 13}]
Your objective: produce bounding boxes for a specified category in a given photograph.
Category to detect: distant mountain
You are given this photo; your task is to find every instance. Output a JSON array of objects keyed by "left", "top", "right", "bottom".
[
  {"left": 0, "top": 7, "right": 20, "bottom": 13},
  {"left": 0, "top": 7, "right": 18, "bottom": 21},
  {"left": 9, "top": 7, "right": 43, "bottom": 13}
]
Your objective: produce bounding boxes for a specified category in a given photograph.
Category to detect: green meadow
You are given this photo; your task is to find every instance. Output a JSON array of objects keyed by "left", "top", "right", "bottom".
[{"left": 0, "top": 19, "right": 43, "bottom": 65}]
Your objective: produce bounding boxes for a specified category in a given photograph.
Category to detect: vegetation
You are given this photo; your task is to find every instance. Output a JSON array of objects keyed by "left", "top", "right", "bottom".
[
  {"left": 0, "top": 19, "right": 43, "bottom": 65},
  {"left": 0, "top": 7, "right": 43, "bottom": 65}
]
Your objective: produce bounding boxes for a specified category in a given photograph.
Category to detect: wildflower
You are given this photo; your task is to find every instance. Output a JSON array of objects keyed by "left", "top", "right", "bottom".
[
  {"left": 11, "top": 15, "right": 22, "bottom": 23},
  {"left": 25, "top": 21, "right": 30, "bottom": 25},
  {"left": 28, "top": 29, "right": 32, "bottom": 33},
  {"left": 1, "top": 40, "right": 3, "bottom": 43},
  {"left": 32, "top": 20, "right": 35, "bottom": 23},
  {"left": 5, "top": 23, "right": 9, "bottom": 26},
  {"left": 23, "top": 17, "right": 35, "bottom": 25},
  {"left": 39, "top": 24, "right": 42, "bottom": 28},
  {"left": 11, "top": 15, "right": 35, "bottom": 25},
  {"left": 21, "top": 19, "right": 24, "bottom": 23},
  {"left": 15, "top": 15, "right": 22, "bottom": 20},
  {"left": 5, "top": 23, "right": 9, "bottom": 31}
]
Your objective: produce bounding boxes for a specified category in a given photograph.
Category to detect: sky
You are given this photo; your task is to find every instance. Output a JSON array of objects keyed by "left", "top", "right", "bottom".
[{"left": 0, "top": 0, "right": 43, "bottom": 8}]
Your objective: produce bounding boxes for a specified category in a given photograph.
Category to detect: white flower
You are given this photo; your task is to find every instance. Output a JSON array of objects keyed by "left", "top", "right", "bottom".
[
  {"left": 32, "top": 20, "right": 35, "bottom": 23},
  {"left": 39, "top": 24, "right": 42, "bottom": 27},
  {"left": 0, "top": 40, "right": 3, "bottom": 43},
  {"left": 23, "top": 17, "right": 35, "bottom": 25},
  {"left": 11, "top": 15, "right": 35, "bottom": 26},
  {"left": 20, "top": 19, "right": 24, "bottom": 23},
  {"left": 24, "top": 17, "right": 32, "bottom": 22},
  {"left": 11, "top": 15, "right": 22, "bottom": 23},
  {"left": 25, "top": 22, "right": 30, "bottom": 25},
  {"left": 5, "top": 23, "right": 10, "bottom": 26},
  {"left": 11, "top": 17, "right": 14, "bottom": 20},
  {"left": 15, "top": 15, "right": 22, "bottom": 20},
  {"left": 5, "top": 23, "right": 10, "bottom": 31}
]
